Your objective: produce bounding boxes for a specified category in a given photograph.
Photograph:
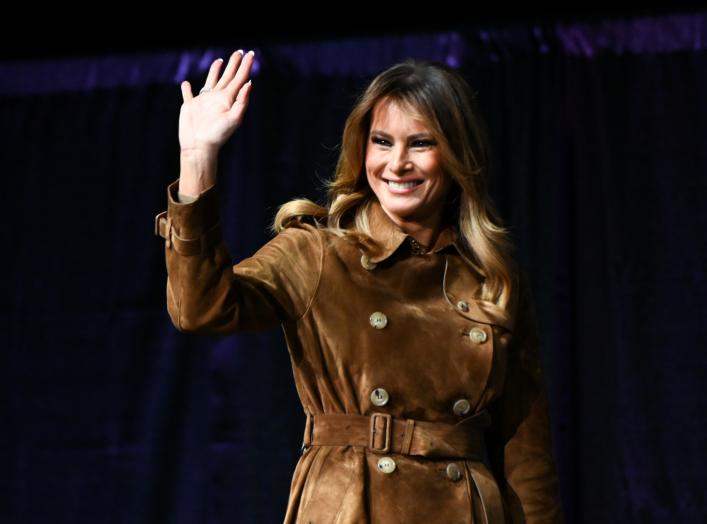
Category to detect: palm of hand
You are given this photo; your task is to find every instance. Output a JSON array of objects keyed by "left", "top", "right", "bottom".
[{"left": 178, "top": 50, "right": 255, "bottom": 153}]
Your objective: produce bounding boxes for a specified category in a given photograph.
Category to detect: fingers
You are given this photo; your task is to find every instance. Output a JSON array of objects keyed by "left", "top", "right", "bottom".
[
  {"left": 240, "top": 79, "right": 253, "bottom": 101},
  {"left": 202, "top": 57, "right": 224, "bottom": 90},
  {"left": 225, "top": 50, "right": 255, "bottom": 100},
  {"left": 235, "top": 80, "right": 253, "bottom": 108},
  {"left": 214, "top": 50, "right": 245, "bottom": 91},
  {"left": 181, "top": 50, "right": 253, "bottom": 105},
  {"left": 227, "top": 79, "right": 253, "bottom": 124},
  {"left": 181, "top": 80, "right": 194, "bottom": 103}
]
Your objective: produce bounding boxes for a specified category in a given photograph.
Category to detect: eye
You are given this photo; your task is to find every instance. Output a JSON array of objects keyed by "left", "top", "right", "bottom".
[
  {"left": 412, "top": 139, "right": 435, "bottom": 148},
  {"left": 371, "top": 137, "right": 390, "bottom": 146}
]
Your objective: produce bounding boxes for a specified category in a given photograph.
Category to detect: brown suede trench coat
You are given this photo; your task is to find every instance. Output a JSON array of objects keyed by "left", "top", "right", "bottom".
[{"left": 155, "top": 177, "right": 564, "bottom": 523}]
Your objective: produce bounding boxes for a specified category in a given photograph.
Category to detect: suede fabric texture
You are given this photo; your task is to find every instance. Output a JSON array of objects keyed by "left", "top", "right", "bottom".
[{"left": 157, "top": 177, "right": 564, "bottom": 523}]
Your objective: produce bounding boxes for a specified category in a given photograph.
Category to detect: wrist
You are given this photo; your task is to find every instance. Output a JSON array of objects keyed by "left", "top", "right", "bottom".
[
  {"left": 179, "top": 149, "right": 218, "bottom": 197},
  {"left": 180, "top": 145, "right": 219, "bottom": 160}
]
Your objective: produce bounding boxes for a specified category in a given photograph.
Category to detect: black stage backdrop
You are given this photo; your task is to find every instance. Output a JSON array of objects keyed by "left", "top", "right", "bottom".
[{"left": 1, "top": 12, "right": 706, "bottom": 524}]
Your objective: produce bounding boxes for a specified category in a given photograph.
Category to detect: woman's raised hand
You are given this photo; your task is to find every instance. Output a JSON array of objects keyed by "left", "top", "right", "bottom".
[
  {"left": 176, "top": 50, "right": 255, "bottom": 196},
  {"left": 179, "top": 50, "right": 255, "bottom": 155}
]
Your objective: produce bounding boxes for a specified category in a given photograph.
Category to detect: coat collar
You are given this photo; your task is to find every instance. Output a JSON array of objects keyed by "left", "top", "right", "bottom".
[
  {"left": 363, "top": 197, "right": 465, "bottom": 263},
  {"left": 360, "top": 198, "right": 515, "bottom": 330}
]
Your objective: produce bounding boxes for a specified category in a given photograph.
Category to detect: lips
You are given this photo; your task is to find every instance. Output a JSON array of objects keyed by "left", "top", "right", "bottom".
[
  {"left": 383, "top": 178, "right": 424, "bottom": 189},
  {"left": 383, "top": 177, "right": 424, "bottom": 194},
  {"left": 383, "top": 177, "right": 424, "bottom": 185}
]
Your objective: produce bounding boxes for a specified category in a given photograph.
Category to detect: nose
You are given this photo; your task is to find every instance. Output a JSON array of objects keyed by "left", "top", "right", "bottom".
[{"left": 390, "top": 146, "right": 413, "bottom": 174}]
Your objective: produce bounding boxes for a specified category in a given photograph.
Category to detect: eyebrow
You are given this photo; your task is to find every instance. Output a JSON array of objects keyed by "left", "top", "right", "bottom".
[{"left": 370, "top": 129, "right": 433, "bottom": 140}]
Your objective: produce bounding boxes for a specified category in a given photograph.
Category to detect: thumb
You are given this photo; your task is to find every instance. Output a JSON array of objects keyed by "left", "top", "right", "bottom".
[{"left": 181, "top": 80, "right": 194, "bottom": 103}]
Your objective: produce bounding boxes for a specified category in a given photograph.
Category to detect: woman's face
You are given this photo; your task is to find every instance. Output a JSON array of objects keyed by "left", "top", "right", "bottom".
[{"left": 365, "top": 98, "right": 453, "bottom": 228}]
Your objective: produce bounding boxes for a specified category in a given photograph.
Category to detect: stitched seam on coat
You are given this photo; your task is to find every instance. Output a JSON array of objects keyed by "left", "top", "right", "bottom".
[{"left": 294, "top": 226, "right": 325, "bottom": 322}]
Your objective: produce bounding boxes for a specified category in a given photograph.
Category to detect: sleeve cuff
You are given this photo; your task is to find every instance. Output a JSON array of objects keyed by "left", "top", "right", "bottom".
[
  {"left": 154, "top": 178, "right": 223, "bottom": 256},
  {"left": 177, "top": 192, "right": 198, "bottom": 204},
  {"left": 166, "top": 177, "right": 220, "bottom": 239}
]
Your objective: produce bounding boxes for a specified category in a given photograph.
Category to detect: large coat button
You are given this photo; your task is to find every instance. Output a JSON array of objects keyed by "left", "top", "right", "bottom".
[
  {"left": 360, "top": 253, "right": 377, "bottom": 270},
  {"left": 446, "top": 462, "right": 462, "bottom": 481},
  {"left": 377, "top": 457, "right": 396, "bottom": 474},
  {"left": 371, "top": 388, "right": 389, "bottom": 406},
  {"left": 369, "top": 311, "right": 388, "bottom": 329},
  {"left": 469, "top": 327, "right": 488, "bottom": 344},
  {"left": 452, "top": 398, "right": 471, "bottom": 416}
]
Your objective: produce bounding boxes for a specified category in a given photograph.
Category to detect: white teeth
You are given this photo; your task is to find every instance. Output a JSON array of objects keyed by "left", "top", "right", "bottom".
[{"left": 387, "top": 180, "right": 419, "bottom": 190}]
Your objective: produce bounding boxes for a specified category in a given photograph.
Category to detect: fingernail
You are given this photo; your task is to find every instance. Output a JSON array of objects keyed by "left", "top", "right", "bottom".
[
  {"left": 236, "top": 49, "right": 244, "bottom": 56},
  {"left": 248, "top": 50, "right": 255, "bottom": 57}
]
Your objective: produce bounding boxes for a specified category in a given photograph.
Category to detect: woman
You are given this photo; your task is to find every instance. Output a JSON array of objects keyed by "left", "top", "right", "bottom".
[{"left": 155, "top": 49, "right": 564, "bottom": 523}]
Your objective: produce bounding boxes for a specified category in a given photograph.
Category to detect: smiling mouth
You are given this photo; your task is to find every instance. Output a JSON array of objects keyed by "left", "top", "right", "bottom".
[{"left": 385, "top": 179, "right": 424, "bottom": 190}]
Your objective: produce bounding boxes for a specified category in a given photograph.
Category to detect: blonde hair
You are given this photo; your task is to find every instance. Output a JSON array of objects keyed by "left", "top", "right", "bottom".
[{"left": 271, "top": 58, "right": 518, "bottom": 310}]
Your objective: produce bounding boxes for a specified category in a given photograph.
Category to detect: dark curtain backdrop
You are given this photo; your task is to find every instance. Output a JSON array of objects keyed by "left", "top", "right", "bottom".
[{"left": 2, "top": 12, "right": 706, "bottom": 524}]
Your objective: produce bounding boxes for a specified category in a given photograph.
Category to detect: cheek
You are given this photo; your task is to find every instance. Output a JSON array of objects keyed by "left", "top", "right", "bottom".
[
  {"left": 365, "top": 154, "right": 383, "bottom": 181},
  {"left": 364, "top": 162, "right": 378, "bottom": 191},
  {"left": 426, "top": 152, "right": 444, "bottom": 173},
  {"left": 429, "top": 172, "right": 453, "bottom": 198},
  {"left": 365, "top": 150, "right": 380, "bottom": 169}
]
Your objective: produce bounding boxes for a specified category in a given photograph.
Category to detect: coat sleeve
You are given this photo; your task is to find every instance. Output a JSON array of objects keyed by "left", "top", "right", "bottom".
[
  {"left": 486, "top": 269, "right": 565, "bottom": 523},
  {"left": 155, "top": 177, "right": 323, "bottom": 334}
]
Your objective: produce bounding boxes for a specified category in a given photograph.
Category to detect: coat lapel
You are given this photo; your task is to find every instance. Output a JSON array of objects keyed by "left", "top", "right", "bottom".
[
  {"left": 363, "top": 197, "right": 461, "bottom": 263},
  {"left": 361, "top": 198, "right": 515, "bottom": 331}
]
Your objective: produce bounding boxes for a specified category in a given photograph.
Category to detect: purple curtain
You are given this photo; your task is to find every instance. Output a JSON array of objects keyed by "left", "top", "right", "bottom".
[{"left": 2, "top": 11, "right": 706, "bottom": 523}]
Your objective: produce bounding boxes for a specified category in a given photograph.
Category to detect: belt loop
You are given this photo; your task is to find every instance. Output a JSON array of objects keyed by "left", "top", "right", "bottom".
[{"left": 400, "top": 419, "right": 415, "bottom": 455}]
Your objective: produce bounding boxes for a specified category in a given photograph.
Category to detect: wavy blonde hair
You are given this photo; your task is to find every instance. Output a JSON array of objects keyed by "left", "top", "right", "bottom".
[{"left": 271, "top": 58, "right": 518, "bottom": 310}]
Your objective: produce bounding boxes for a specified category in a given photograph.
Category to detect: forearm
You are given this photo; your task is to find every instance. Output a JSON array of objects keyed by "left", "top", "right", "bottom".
[
  {"left": 178, "top": 148, "right": 218, "bottom": 198},
  {"left": 157, "top": 178, "right": 323, "bottom": 334}
]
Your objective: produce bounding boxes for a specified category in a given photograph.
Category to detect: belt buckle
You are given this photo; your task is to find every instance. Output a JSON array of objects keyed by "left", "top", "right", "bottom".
[{"left": 369, "top": 413, "right": 392, "bottom": 454}]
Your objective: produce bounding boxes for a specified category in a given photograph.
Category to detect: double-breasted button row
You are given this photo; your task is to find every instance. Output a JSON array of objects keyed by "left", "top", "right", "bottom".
[
  {"left": 371, "top": 387, "right": 389, "bottom": 406},
  {"left": 377, "top": 458, "right": 461, "bottom": 479},
  {"left": 376, "top": 458, "right": 462, "bottom": 478},
  {"left": 368, "top": 307, "right": 488, "bottom": 345}
]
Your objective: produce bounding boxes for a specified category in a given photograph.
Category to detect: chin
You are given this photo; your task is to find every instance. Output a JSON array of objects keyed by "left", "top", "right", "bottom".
[{"left": 379, "top": 199, "right": 426, "bottom": 220}]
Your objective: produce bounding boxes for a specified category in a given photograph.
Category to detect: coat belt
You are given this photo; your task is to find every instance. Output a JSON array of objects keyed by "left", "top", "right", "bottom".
[
  {"left": 303, "top": 410, "right": 490, "bottom": 458},
  {"left": 301, "top": 410, "right": 505, "bottom": 523}
]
